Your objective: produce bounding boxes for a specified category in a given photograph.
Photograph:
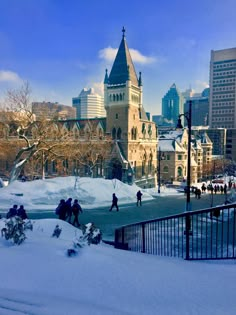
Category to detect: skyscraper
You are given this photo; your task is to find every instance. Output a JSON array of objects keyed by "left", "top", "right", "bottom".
[
  {"left": 209, "top": 48, "right": 236, "bottom": 128},
  {"left": 184, "top": 88, "right": 209, "bottom": 126},
  {"left": 162, "top": 83, "right": 184, "bottom": 127},
  {"left": 72, "top": 88, "right": 106, "bottom": 119}
]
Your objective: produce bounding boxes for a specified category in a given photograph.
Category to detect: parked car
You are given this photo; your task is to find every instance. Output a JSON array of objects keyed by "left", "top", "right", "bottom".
[{"left": 212, "top": 179, "right": 224, "bottom": 184}]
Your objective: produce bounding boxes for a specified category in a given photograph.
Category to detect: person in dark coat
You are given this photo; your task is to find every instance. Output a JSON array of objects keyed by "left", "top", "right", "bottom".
[
  {"left": 65, "top": 198, "right": 73, "bottom": 223},
  {"left": 136, "top": 190, "right": 143, "bottom": 206},
  {"left": 109, "top": 193, "right": 119, "bottom": 212},
  {"left": 72, "top": 199, "right": 83, "bottom": 227},
  {"left": 6, "top": 205, "right": 18, "bottom": 219},
  {"left": 17, "top": 205, "right": 28, "bottom": 220},
  {"left": 56, "top": 199, "right": 67, "bottom": 221}
]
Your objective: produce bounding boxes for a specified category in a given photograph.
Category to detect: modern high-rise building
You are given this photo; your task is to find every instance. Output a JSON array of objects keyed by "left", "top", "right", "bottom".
[
  {"left": 209, "top": 47, "right": 236, "bottom": 128},
  {"left": 162, "top": 83, "right": 184, "bottom": 127},
  {"left": 184, "top": 88, "right": 209, "bottom": 126},
  {"left": 72, "top": 88, "right": 106, "bottom": 119}
]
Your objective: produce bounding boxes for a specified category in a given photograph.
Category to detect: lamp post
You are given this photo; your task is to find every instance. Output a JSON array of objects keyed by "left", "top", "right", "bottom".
[
  {"left": 176, "top": 100, "right": 192, "bottom": 213},
  {"left": 158, "top": 149, "right": 165, "bottom": 193},
  {"left": 176, "top": 100, "right": 192, "bottom": 260}
]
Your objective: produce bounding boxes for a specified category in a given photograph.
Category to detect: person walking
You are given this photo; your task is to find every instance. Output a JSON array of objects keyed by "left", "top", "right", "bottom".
[
  {"left": 72, "top": 199, "right": 83, "bottom": 227},
  {"left": 109, "top": 193, "right": 119, "bottom": 212},
  {"left": 136, "top": 190, "right": 143, "bottom": 206},
  {"left": 65, "top": 198, "right": 73, "bottom": 223},
  {"left": 56, "top": 199, "right": 67, "bottom": 221}
]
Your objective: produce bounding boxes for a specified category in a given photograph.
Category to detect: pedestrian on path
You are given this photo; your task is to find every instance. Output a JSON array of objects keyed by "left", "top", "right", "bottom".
[
  {"left": 72, "top": 199, "right": 83, "bottom": 227},
  {"left": 109, "top": 193, "right": 119, "bottom": 212},
  {"left": 65, "top": 197, "right": 73, "bottom": 223},
  {"left": 136, "top": 190, "right": 142, "bottom": 206},
  {"left": 56, "top": 199, "right": 67, "bottom": 221}
]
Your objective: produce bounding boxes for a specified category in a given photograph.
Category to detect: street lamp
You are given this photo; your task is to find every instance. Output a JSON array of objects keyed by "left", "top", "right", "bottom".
[
  {"left": 158, "top": 149, "right": 165, "bottom": 193},
  {"left": 176, "top": 100, "right": 192, "bottom": 213},
  {"left": 176, "top": 100, "right": 192, "bottom": 260}
]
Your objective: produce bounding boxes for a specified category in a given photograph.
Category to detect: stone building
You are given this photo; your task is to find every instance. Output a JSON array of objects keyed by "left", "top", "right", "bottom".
[
  {"left": 104, "top": 28, "right": 157, "bottom": 187},
  {"left": 158, "top": 129, "right": 212, "bottom": 184}
]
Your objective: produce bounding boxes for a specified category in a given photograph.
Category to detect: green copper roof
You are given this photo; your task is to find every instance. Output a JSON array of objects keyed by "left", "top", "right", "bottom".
[{"left": 108, "top": 29, "right": 138, "bottom": 86}]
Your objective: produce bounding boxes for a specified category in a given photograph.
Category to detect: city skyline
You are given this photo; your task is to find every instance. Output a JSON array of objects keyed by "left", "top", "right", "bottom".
[{"left": 0, "top": 0, "right": 236, "bottom": 115}]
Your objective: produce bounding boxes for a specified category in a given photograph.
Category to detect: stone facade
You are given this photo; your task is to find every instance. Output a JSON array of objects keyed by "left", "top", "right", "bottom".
[
  {"left": 158, "top": 129, "right": 212, "bottom": 184},
  {"left": 104, "top": 29, "right": 157, "bottom": 187}
]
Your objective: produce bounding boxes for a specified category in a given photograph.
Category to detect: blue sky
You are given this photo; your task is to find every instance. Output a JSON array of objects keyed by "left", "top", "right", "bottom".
[{"left": 0, "top": 0, "right": 236, "bottom": 115}]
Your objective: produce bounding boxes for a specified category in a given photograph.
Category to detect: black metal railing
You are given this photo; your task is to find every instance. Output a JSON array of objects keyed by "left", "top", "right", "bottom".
[{"left": 114, "top": 203, "right": 236, "bottom": 260}]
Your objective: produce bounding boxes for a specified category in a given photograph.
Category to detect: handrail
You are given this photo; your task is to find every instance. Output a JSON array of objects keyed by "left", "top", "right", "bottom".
[{"left": 114, "top": 203, "right": 236, "bottom": 260}]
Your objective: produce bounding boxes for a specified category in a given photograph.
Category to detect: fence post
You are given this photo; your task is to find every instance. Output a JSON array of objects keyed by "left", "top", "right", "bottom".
[
  {"left": 141, "top": 223, "right": 146, "bottom": 253},
  {"left": 114, "top": 229, "right": 119, "bottom": 248},
  {"left": 185, "top": 214, "right": 190, "bottom": 260}
]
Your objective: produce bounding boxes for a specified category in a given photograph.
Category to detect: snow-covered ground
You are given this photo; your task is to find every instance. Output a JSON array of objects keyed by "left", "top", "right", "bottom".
[
  {"left": 0, "top": 177, "right": 155, "bottom": 212},
  {"left": 0, "top": 177, "right": 236, "bottom": 314}
]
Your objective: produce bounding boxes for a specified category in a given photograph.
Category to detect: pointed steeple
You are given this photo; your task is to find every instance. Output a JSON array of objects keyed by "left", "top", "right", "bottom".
[
  {"left": 108, "top": 27, "right": 138, "bottom": 86},
  {"left": 104, "top": 69, "right": 109, "bottom": 84},
  {"left": 138, "top": 72, "right": 142, "bottom": 87}
]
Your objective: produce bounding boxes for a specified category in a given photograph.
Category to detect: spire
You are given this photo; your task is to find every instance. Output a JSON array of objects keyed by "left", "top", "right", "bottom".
[
  {"left": 122, "top": 26, "right": 125, "bottom": 38},
  {"left": 104, "top": 69, "right": 109, "bottom": 84},
  {"left": 138, "top": 72, "right": 142, "bottom": 87},
  {"left": 108, "top": 28, "right": 138, "bottom": 86}
]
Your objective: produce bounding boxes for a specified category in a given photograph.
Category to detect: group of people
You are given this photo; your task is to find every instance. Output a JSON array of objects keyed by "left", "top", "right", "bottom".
[
  {"left": 109, "top": 190, "right": 143, "bottom": 212},
  {"left": 202, "top": 183, "right": 228, "bottom": 195},
  {"left": 6, "top": 204, "right": 28, "bottom": 220},
  {"left": 56, "top": 198, "right": 83, "bottom": 227}
]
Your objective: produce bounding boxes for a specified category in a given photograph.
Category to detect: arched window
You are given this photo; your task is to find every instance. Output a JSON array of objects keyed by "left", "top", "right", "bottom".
[
  {"left": 142, "top": 123, "right": 146, "bottom": 133},
  {"left": 112, "top": 128, "right": 116, "bottom": 140},
  {"left": 117, "top": 127, "right": 122, "bottom": 139},
  {"left": 148, "top": 154, "right": 153, "bottom": 174},
  {"left": 148, "top": 124, "right": 152, "bottom": 137},
  {"left": 116, "top": 94, "right": 119, "bottom": 101},
  {"left": 131, "top": 127, "right": 134, "bottom": 140},
  {"left": 163, "top": 166, "right": 169, "bottom": 173},
  {"left": 110, "top": 94, "right": 112, "bottom": 101},
  {"left": 177, "top": 167, "right": 183, "bottom": 177},
  {"left": 113, "top": 94, "right": 116, "bottom": 102},
  {"left": 120, "top": 93, "right": 122, "bottom": 101},
  {"left": 142, "top": 161, "right": 146, "bottom": 176},
  {"left": 98, "top": 128, "right": 103, "bottom": 139}
]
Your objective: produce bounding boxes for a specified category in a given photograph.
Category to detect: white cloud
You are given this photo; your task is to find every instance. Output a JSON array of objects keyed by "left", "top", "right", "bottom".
[
  {"left": 195, "top": 80, "right": 209, "bottom": 90},
  {"left": 99, "top": 47, "right": 156, "bottom": 64},
  {"left": 0, "top": 70, "right": 21, "bottom": 82},
  {"left": 98, "top": 46, "right": 117, "bottom": 62},
  {"left": 129, "top": 48, "right": 156, "bottom": 64},
  {"left": 91, "top": 82, "right": 104, "bottom": 96}
]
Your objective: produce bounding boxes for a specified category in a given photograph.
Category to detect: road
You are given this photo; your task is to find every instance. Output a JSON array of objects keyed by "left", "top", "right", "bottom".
[{"left": 27, "top": 192, "right": 228, "bottom": 241}]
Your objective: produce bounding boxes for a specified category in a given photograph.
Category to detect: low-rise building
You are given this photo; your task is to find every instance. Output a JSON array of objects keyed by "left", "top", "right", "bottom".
[{"left": 158, "top": 129, "right": 212, "bottom": 184}]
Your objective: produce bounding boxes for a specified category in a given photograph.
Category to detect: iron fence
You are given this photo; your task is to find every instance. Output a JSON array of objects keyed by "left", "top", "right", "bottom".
[{"left": 114, "top": 203, "right": 236, "bottom": 260}]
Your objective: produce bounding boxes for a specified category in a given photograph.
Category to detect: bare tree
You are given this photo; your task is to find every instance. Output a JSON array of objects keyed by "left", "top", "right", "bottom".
[{"left": 1, "top": 82, "right": 74, "bottom": 183}]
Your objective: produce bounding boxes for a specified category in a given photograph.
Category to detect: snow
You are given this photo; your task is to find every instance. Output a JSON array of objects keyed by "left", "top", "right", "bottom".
[
  {"left": 0, "top": 177, "right": 236, "bottom": 314},
  {"left": 0, "top": 177, "right": 154, "bottom": 211}
]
